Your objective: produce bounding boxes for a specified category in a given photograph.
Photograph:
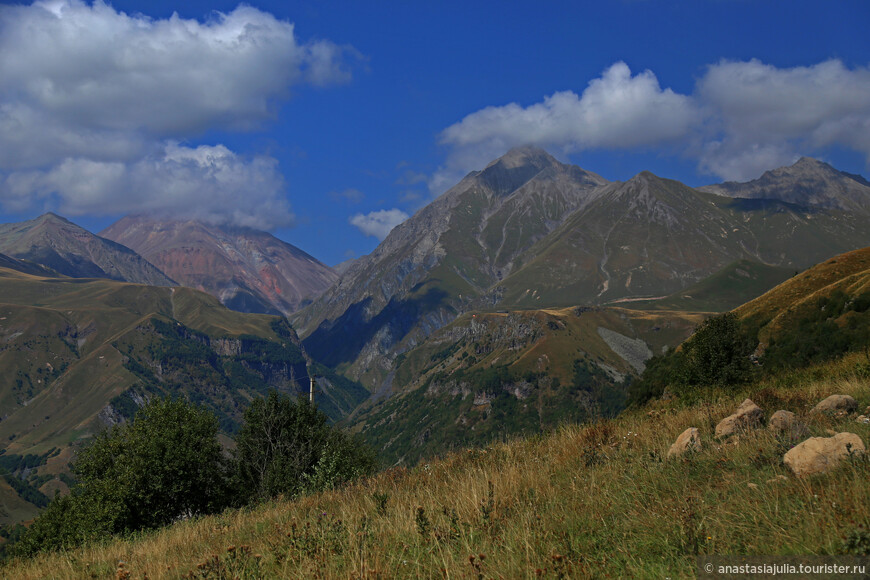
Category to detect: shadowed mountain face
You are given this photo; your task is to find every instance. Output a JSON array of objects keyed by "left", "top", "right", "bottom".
[
  {"left": 0, "top": 213, "right": 174, "bottom": 286},
  {"left": 296, "top": 147, "right": 870, "bottom": 391},
  {"left": 0, "top": 252, "right": 58, "bottom": 277},
  {"left": 101, "top": 216, "right": 338, "bottom": 315}
]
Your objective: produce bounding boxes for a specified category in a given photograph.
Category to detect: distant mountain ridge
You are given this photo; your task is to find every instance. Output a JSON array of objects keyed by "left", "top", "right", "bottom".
[
  {"left": 699, "top": 157, "right": 870, "bottom": 214},
  {"left": 101, "top": 216, "right": 338, "bottom": 315},
  {"left": 0, "top": 252, "right": 58, "bottom": 278},
  {"left": 0, "top": 213, "right": 174, "bottom": 286},
  {"left": 296, "top": 147, "right": 870, "bottom": 390}
]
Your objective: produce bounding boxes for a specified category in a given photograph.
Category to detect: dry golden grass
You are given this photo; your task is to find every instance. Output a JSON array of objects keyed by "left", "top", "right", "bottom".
[
  {"left": 736, "top": 247, "right": 870, "bottom": 340},
  {"left": 4, "top": 354, "right": 870, "bottom": 579}
]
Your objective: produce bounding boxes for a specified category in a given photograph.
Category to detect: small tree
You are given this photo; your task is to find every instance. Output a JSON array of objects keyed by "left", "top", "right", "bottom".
[
  {"left": 14, "top": 398, "right": 230, "bottom": 557},
  {"left": 233, "top": 391, "right": 376, "bottom": 503},
  {"left": 678, "top": 312, "right": 754, "bottom": 388}
]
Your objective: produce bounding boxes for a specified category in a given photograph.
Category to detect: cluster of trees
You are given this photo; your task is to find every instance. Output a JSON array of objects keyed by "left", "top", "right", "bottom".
[
  {"left": 762, "top": 290, "right": 870, "bottom": 370},
  {"left": 628, "top": 313, "right": 756, "bottom": 405},
  {"left": 12, "top": 393, "right": 376, "bottom": 558}
]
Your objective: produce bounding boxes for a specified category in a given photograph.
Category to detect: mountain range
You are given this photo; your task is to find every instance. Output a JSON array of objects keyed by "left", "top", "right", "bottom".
[
  {"left": 0, "top": 266, "right": 366, "bottom": 527},
  {"left": 2, "top": 147, "right": 870, "bottom": 524},
  {"left": 295, "top": 147, "right": 870, "bottom": 390}
]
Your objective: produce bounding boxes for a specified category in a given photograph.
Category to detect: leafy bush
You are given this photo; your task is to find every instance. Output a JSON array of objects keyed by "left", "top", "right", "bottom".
[
  {"left": 677, "top": 312, "right": 755, "bottom": 389},
  {"left": 12, "top": 393, "right": 376, "bottom": 559},
  {"left": 14, "top": 398, "right": 231, "bottom": 557},
  {"left": 233, "top": 392, "right": 376, "bottom": 504}
]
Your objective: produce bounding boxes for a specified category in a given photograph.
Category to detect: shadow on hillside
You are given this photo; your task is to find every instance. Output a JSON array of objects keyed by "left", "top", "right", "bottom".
[{"left": 303, "top": 285, "right": 451, "bottom": 368}]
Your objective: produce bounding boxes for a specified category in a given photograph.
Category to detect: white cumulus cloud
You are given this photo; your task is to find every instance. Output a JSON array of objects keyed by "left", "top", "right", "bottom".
[
  {"left": 432, "top": 62, "right": 698, "bottom": 191},
  {"left": 698, "top": 59, "right": 870, "bottom": 180},
  {"left": 349, "top": 209, "right": 409, "bottom": 240},
  {"left": 1, "top": 143, "right": 294, "bottom": 228},
  {"left": 432, "top": 59, "right": 870, "bottom": 188},
  {"left": 0, "top": 0, "right": 357, "bottom": 228}
]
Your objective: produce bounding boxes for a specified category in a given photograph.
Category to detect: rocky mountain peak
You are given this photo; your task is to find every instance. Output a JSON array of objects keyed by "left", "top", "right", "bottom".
[
  {"left": 0, "top": 213, "right": 175, "bottom": 285},
  {"left": 488, "top": 145, "right": 560, "bottom": 170},
  {"left": 631, "top": 170, "right": 660, "bottom": 184},
  {"left": 474, "top": 146, "right": 564, "bottom": 196},
  {"left": 34, "top": 211, "right": 68, "bottom": 223},
  {"left": 101, "top": 215, "right": 337, "bottom": 315}
]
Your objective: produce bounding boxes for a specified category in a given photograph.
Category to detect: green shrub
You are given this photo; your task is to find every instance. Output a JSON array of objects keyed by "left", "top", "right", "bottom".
[
  {"left": 13, "top": 398, "right": 231, "bottom": 558},
  {"left": 233, "top": 392, "right": 376, "bottom": 504}
]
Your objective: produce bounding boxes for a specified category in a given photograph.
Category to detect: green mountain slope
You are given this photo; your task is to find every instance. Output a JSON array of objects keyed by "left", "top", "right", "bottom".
[
  {"left": 734, "top": 246, "right": 870, "bottom": 367},
  {"left": 497, "top": 172, "right": 870, "bottom": 308},
  {"left": 622, "top": 259, "right": 794, "bottom": 312},
  {"left": 0, "top": 268, "right": 368, "bottom": 527},
  {"left": 348, "top": 306, "right": 703, "bottom": 466},
  {"left": 297, "top": 147, "right": 609, "bottom": 387},
  {"left": 298, "top": 149, "right": 870, "bottom": 396}
]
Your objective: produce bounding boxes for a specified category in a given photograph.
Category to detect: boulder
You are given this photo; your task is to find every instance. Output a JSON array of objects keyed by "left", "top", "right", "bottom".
[
  {"left": 783, "top": 432, "right": 866, "bottom": 477},
  {"left": 768, "top": 410, "right": 809, "bottom": 440},
  {"left": 811, "top": 394, "right": 858, "bottom": 415},
  {"left": 715, "top": 399, "right": 764, "bottom": 439},
  {"left": 668, "top": 427, "right": 701, "bottom": 458}
]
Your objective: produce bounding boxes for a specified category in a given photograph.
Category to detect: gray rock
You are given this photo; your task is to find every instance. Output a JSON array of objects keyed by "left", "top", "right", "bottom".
[
  {"left": 668, "top": 427, "right": 701, "bottom": 458},
  {"left": 783, "top": 432, "right": 866, "bottom": 476},
  {"left": 811, "top": 394, "right": 858, "bottom": 415},
  {"left": 768, "top": 410, "right": 809, "bottom": 440},
  {"left": 715, "top": 399, "right": 764, "bottom": 439}
]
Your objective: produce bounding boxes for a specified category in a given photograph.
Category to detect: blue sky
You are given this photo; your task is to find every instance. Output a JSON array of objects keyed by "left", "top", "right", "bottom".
[{"left": 1, "top": 1, "right": 869, "bottom": 265}]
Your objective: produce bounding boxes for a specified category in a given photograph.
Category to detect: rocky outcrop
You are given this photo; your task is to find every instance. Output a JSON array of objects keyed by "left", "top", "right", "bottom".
[
  {"left": 668, "top": 427, "right": 701, "bottom": 458},
  {"left": 715, "top": 399, "right": 764, "bottom": 439},
  {"left": 783, "top": 432, "right": 866, "bottom": 476},
  {"left": 596, "top": 327, "right": 652, "bottom": 373}
]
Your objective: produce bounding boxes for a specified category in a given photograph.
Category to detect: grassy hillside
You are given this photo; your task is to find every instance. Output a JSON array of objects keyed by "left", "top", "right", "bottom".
[
  {"left": 2, "top": 353, "right": 867, "bottom": 579},
  {"left": 348, "top": 306, "right": 705, "bottom": 466},
  {"left": 0, "top": 268, "right": 368, "bottom": 527},
  {"left": 736, "top": 247, "right": 870, "bottom": 345},
  {"left": 623, "top": 259, "right": 794, "bottom": 313}
]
